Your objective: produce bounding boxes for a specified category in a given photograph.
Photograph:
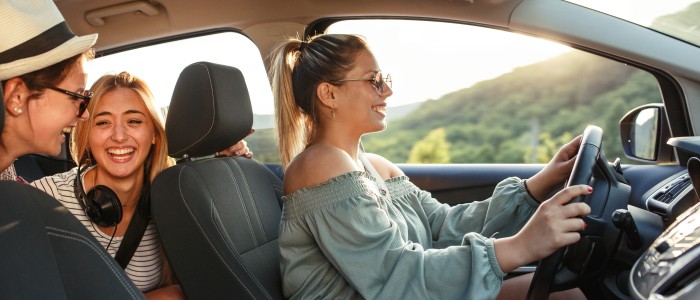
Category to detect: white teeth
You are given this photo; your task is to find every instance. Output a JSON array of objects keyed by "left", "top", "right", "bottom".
[
  {"left": 372, "top": 106, "right": 386, "bottom": 113},
  {"left": 108, "top": 148, "right": 135, "bottom": 155},
  {"left": 62, "top": 127, "right": 72, "bottom": 134}
]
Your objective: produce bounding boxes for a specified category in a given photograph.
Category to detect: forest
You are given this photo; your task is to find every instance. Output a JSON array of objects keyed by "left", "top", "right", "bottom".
[{"left": 246, "top": 50, "right": 660, "bottom": 165}]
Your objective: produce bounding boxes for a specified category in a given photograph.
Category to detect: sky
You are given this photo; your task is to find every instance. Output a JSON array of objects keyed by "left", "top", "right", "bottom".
[{"left": 328, "top": 20, "right": 572, "bottom": 107}]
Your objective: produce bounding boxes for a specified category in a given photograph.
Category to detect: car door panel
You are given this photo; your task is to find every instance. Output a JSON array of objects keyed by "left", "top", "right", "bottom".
[
  {"left": 400, "top": 163, "right": 685, "bottom": 209},
  {"left": 400, "top": 164, "right": 543, "bottom": 206}
]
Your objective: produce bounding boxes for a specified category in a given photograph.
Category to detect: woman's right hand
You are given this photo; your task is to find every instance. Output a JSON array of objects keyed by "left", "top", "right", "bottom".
[{"left": 494, "top": 185, "right": 592, "bottom": 273}]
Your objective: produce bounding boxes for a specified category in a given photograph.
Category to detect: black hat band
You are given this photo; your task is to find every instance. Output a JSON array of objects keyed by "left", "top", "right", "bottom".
[{"left": 0, "top": 22, "right": 75, "bottom": 64}]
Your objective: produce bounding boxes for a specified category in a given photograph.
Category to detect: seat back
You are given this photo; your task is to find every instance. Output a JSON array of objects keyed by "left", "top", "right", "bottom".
[
  {"left": 151, "top": 62, "right": 284, "bottom": 299},
  {"left": 0, "top": 181, "right": 145, "bottom": 300}
]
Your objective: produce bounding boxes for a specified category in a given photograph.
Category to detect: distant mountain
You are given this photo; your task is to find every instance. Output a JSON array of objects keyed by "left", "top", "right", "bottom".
[
  {"left": 253, "top": 114, "right": 274, "bottom": 129},
  {"left": 252, "top": 102, "right": 421, "bottom": 129},
  {"left": 386, "top": 102, "right": 422, "bottom": 121}
]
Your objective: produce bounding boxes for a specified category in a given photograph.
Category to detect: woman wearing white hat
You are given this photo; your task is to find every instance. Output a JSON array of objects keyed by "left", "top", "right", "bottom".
[{"left": 0, "top": 0, "right": 98, "bottom": 181}]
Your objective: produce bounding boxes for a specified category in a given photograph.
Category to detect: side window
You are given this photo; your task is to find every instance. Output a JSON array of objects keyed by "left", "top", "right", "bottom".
[
  {"left": 327, "top": 20, "right": 662, "bottom": 164},
  {"left": 87, "top": 31, "right": 278, "bottom": 161}
]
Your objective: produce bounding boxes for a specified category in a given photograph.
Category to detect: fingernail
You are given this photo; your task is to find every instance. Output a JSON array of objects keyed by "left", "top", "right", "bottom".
[
  {"left": 234, "top": 151, "right": 240, "bottom": 156},
  {"left": 583, "top": 222, "right": 588, "bottom": 230},
  {"left": 587, "top": 186, "right": 593, "bottom": 192}
]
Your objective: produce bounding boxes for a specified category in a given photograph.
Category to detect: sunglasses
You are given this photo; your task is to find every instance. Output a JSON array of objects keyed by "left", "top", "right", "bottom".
[
  {"left": 45, "top": 86, "right": 92, "bottom": 117},
  {"left": 333, "top": 72, "right": 392, "bottom": 95}
]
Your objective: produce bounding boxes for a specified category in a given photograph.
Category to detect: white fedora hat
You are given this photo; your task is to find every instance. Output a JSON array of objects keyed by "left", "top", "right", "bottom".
[{"left": 0, "top": 0, "right": 98, "bottom": 81}]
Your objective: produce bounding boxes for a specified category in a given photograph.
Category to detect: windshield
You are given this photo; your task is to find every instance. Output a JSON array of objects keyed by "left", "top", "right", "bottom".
[{"left": 566, "top": 0, "right": 700, "bottom": 47}]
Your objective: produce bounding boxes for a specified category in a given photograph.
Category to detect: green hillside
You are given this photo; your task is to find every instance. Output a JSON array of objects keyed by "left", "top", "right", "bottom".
[
  {"left": 363, "top": 51, "right": 659, "bottom": 163},
  {"left": 247, "top": 50, "right": 660, "bottom": 164}
]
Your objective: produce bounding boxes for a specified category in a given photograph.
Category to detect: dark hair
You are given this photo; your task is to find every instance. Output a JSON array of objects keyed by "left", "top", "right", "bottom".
[
  {"left": 11, "top": 48, "right": 95, "bottom": 99},
  {"left": 269, "top": 34, "right": 368, "bottom": 167}
]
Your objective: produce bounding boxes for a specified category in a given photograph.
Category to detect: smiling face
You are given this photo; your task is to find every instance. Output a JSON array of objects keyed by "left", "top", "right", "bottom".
[
  {"left": 332, "top": 49, "right": 393, "bottom": 135},
  {"left": 25, "top": 58, "right": 89, "bottom": 156},
  {"left": 88, "top": 87, "right": 156, "bottom": 180}
]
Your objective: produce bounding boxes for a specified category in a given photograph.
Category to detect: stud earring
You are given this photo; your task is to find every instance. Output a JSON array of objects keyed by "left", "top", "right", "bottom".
[{"left": 13, "top": 107, "right": 22, "bottom": 114}]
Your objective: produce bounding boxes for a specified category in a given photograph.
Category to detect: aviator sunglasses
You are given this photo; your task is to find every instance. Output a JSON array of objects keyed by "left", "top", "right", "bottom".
[
  {"left": 332, "top": 72, "right": 392, "bottom": 95},
  {"left": 45, "top": 86, "right": 92, "bottom": 117}
]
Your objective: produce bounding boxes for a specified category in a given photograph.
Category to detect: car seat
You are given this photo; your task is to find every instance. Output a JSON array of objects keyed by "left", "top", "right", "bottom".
[
  {"left": 151, "top": 61, "right": 284, "bottom": 299},
  {"left": 0, "top": 84, "right": 144, "bottom": 299}
]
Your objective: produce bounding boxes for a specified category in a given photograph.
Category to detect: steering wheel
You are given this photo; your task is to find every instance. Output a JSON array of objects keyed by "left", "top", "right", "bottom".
[{"left": 526, "top": 125, "right": 604, "bottom": 300}]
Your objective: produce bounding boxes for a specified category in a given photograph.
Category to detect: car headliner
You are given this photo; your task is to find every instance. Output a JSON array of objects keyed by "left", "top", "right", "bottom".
[
  {"left": 56, "top": 0, "right": 700, "bottom": 81},
  {"left": 57, "top": 0, "right": 516, "bottom": 49}
]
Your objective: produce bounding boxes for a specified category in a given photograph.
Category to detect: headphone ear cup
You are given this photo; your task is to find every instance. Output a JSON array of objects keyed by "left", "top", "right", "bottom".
[{"left": 85, "top": 185, "right": 123, "bottom": 227}]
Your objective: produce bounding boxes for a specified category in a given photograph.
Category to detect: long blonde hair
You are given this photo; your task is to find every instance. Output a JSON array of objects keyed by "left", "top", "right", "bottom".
[
  {"left": 71, "top": 71, "right": 174, "bottom": 181},
  {"left": 269, "top": 34, "right": 368, "bottom": 168}
]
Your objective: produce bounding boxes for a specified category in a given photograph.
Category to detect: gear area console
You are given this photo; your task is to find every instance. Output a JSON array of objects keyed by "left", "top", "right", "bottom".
[{"left": 630, "top": 147, "right": 700, "bottom": 299}]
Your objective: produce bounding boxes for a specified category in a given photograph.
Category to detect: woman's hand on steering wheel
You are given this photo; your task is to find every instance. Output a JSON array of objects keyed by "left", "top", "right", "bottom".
[
  {"left": 527, "top": 135, "right": 583, "bottom": 202},
  {"left": 494, "top": 185, "right": 592, "bottom": 273}
]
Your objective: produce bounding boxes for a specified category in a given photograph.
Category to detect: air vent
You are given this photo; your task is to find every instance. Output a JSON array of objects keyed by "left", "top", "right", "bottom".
[{"left": 652, "top": 174, "right": 691, "bottom": 204}]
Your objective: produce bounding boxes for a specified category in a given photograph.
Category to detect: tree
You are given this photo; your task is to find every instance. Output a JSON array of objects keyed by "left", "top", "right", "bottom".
[{"left": 408, "top": 128, "right": 451, "bottom": 163}]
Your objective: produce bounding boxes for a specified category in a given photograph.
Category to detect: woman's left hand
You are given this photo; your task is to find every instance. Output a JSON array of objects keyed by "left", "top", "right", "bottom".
[
  {"left": 216, "top": 140, "right": 253, "bottom": 158},
  {"left": 526, "top": 135, "right": 582, "bottom": 201}
]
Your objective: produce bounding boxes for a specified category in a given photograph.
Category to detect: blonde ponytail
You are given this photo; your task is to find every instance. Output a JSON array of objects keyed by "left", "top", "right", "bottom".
[
  {"left": 269, "top": 34, "right": 369, "bottom": 169},
  {"left": 270, "top": 40, "right": 307, "bottom": 168}
]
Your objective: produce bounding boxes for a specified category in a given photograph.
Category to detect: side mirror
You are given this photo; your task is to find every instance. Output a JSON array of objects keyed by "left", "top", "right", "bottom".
[{"left": 619, "top": 103, "right": 674, "bottom": 163}]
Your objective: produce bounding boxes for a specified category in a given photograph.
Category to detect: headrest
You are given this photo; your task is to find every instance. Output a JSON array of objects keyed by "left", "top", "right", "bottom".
[{"left": 166, "top": 62, "right": 253, "bottom": 158}]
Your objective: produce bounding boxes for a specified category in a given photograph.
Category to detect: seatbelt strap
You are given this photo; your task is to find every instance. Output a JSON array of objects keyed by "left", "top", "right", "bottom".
[{"left": 114, "top": 175, "right": 151, "bottom": 269}]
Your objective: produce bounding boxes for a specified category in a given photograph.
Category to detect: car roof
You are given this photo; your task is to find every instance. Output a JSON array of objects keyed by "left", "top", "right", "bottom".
[
  {"left": 55, "top": 0, "right": 531, "bottom": 58},
  {"left": 57, "top": 0, "right": 516, "bottom": 48},
  {"left": 56, "top": 0, "right": 700, "bottom": 80}
]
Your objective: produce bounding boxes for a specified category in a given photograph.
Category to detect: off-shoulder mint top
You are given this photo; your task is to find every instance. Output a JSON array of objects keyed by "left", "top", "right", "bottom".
[{"left": 279, "top": 172, "right": 538, "bottom": 299}]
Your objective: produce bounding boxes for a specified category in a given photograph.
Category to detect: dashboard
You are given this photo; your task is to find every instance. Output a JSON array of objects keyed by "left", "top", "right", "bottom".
[{"left": 630, "top": 138, "right": 700, "bottom": 299}]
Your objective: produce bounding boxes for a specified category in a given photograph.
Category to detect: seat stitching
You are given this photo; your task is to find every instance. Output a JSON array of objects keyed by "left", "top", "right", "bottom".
[
  {"left": 175, "top": 166, "right": 268, "bottom": 298},
  {"left": 223, "top": 159, "right": 261, "bottom": 245},
  {"left": 230, "top": 159, "right": 267, "bottom": 241},
  {"left": 175, "top": 63, "right": 217, "bottom": 154},
  {"left": 46, "top": 226, "right": 141, "bottom": 299},
  {"left": 211, "top": 161, "right": 271, "bottom": 296}
]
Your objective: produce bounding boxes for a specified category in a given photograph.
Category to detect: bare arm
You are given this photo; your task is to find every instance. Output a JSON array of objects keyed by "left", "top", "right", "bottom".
[{"left": 145, "top": 284, "right": 184, "bottom": 300}]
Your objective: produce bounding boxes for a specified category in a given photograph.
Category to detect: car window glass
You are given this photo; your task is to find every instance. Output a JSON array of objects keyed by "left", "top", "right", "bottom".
[
  {"left": 327, "top": 19, "right": 662, "bottom": 164},
  {"left": 87, "top": 31, "right": 276, "bottom": 160}
]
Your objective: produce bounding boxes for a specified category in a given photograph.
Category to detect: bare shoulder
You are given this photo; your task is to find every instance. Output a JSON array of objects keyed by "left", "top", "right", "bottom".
[
  {"left": 364, "top": 153, "right": 405, "bottom": 180},
  {"left": 283, "top": 145, "right": 358, "bottom": 195}
]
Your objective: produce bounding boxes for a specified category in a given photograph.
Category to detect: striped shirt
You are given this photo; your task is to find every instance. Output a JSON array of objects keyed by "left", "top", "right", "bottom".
[
  {"left": 1, "top": 163, "right": 28, "bottom": 183},
  {"left": 31, "top": 166, "right": 163, "bottom": 292}
]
